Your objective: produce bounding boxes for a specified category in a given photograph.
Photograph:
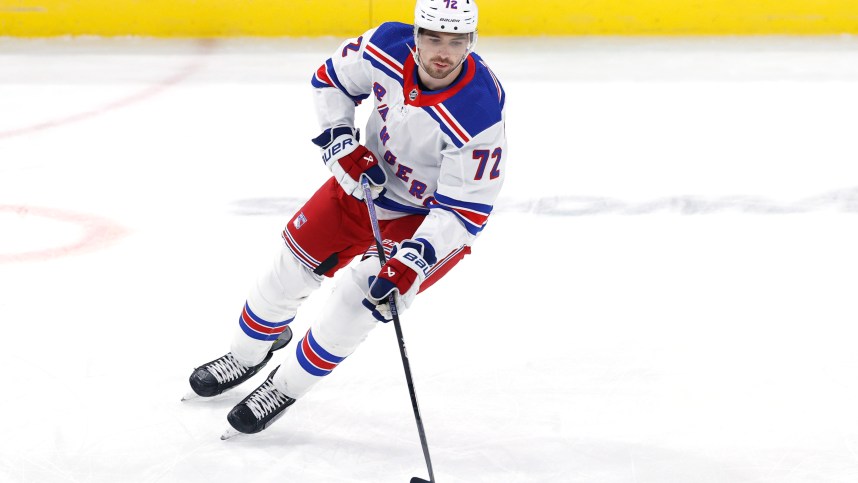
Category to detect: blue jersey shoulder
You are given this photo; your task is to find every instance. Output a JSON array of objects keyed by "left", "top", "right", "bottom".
[
  {"left": 367, "top": 22, "right": 415, "bottom": 65},
  {"left": 443, "top": 53, "right": 506, "bottom": 140}
]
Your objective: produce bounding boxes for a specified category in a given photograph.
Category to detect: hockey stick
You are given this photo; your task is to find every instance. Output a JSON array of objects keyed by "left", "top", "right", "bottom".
[{"left": 360, "top": 175, "right": 435, "bottom": 483}]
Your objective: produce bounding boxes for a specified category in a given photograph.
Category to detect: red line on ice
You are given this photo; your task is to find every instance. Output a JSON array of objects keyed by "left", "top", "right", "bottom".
[
  {"left": 0, "top": 205, "right": 128, "bottom": 263},
  {"left": 0, "top": 39, "right": 215, "bottom": 140}
]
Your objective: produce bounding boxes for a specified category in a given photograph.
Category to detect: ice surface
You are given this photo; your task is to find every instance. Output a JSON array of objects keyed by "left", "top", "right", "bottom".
[{"left": 1, "top": 35, "right": 858, "bottom": 482}]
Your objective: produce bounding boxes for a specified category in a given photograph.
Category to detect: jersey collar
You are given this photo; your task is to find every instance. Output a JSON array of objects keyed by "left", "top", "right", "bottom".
[{"left": 403, "top": 51, "right": 476, "bottom": 107}]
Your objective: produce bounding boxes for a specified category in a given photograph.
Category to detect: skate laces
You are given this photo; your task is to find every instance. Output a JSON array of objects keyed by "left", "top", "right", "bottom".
[
  {"left": 206, "top": 353, "right": 249, "bottom": 384},
  {"left": 246, "top": 378, "right": 290, "bottom": 420}
]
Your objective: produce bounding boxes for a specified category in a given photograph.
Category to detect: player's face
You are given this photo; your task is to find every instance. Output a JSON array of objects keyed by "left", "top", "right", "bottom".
[{"left": 417, "top": 31, "right": 470, "bottom": 86}]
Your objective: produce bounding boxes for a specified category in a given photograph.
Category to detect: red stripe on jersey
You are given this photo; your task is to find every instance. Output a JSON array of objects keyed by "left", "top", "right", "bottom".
[
  {"left": 452, "top": 207, "right": 488, "bottom": 226},
  {"left": 315, "top": 64, "right": 334, "bottom": 87},
  {"left": 481, "top": 61, "right": 503, "bottom": 102},
  {"left": 365, "top": 44, "right": 403, "bottom": 75},
  {"left": 432, "top": 105, "right": 470, "bottom": 143}
]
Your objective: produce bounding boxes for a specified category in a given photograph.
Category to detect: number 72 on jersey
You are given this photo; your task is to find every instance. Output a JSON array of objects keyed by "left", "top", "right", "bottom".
[{"left": 472, "top": 148, "right": 502, "bottom": 180}]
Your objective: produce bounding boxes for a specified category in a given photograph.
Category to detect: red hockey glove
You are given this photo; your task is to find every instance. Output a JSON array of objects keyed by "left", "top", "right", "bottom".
[
  {"left": 312, "top": 127, "right": 386, "bottom": 200},
  {"left": 366, "top": 239, "right": 437, "bottom": 318}
]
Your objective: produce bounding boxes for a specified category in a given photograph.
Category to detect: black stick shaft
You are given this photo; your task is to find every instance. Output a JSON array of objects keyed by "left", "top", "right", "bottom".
[{"left": 361, "top": 176, "right": 436, "bottom": 483}]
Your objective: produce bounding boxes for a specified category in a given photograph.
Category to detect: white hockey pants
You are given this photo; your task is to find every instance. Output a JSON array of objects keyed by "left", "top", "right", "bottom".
[{"left": 230, "top": 245, "right": 385, "bottom": 399}]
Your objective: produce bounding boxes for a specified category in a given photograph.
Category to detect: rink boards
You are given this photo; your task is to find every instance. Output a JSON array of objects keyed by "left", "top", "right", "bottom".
[{"left": 1, "top": 0, "right": 857, "bottom": 36}]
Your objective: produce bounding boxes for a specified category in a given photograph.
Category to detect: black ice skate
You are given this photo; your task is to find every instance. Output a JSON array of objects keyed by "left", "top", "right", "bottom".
[
  {"left": 185, "top": 326, "right": 292, "bottom": 399},
  {"left": 222, "top": 366, "right": 296, "bottom": 439}
]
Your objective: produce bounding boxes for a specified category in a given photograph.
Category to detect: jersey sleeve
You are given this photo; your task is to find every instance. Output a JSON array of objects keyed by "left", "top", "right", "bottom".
[
  {"left": 311, "top": 28, "right": 377, "bottom": 131},
  {"left": 413, "top": 117, "right": 507, "bottom": 259}
]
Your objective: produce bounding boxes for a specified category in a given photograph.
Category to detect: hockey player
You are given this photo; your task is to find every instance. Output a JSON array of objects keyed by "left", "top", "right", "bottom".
[{"left": 187, "top": 0, "right": 507, "bottom": 436}]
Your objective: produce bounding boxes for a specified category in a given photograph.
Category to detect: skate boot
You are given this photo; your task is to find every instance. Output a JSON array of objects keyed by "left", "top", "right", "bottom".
[
  {"left": 187, "top": 326, "right": 292, "bottom": 398},
  {"left": 225, "top": 366, "right": 296, "bottom": 435}
]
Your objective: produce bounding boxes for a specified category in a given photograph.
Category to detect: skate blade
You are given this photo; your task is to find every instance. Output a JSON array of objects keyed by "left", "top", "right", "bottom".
[
  {"left": 220, "top": 427, "right": 244, "bottom": 440},
  {"left": 181, "top": 389, "right": 237, "bottom": 403}
]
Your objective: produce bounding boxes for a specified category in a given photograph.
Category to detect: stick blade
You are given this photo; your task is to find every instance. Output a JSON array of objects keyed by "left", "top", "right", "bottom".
[{"left": 410, "top": 478, "right": 431, "bottom": 483}]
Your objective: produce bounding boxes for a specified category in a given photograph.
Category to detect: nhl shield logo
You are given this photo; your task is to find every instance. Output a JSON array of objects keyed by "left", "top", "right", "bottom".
[
  {"left": 409, "top": 89, "right": 418, "bottom": 101},
  {"left": 293, "top": 212, "right": 308, "bottom": 229}
]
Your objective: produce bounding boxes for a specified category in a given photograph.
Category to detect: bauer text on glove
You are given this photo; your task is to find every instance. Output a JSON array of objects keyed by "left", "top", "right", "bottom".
[
  {"left": 366, "top": 239, "right": 437, "bottom": 311},
  {"left": 312, "top": 126, "right": 386, "bottom": 199}
]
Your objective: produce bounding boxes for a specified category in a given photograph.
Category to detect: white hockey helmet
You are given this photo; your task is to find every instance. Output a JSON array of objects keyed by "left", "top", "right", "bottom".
[{"left": 414, "top": 0, "right": 478, "bottom": 34}]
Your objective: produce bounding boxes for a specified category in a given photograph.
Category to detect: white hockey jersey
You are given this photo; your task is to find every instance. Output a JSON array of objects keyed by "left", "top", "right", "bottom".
[{"left": 312, "top": 22, "right": 507, "bottom": 259}]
